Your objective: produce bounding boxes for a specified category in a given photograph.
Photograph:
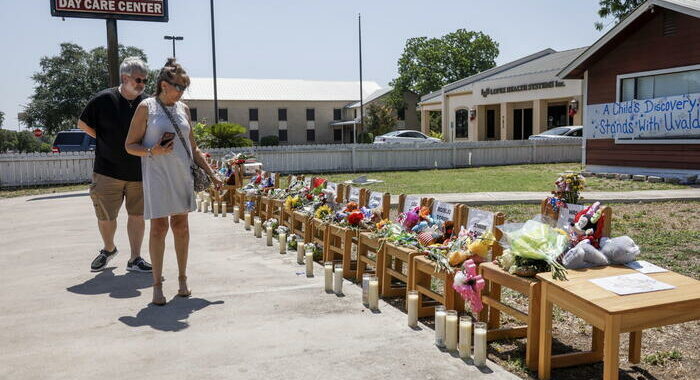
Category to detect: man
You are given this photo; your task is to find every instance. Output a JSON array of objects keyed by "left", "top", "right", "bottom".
[{"left": 78, "top": 57, "right": 152, "bottom": 273}]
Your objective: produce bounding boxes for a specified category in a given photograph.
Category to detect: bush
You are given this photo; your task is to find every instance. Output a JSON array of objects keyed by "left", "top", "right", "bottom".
[
  {"left": 15, "top": 131, "right": 43, "bottom": 153},
  {"left": 0, "top": 129, "right": 18, "bottom": 152},
  {"left": 357, "top": 132, "right": 374, "bottom": 144},
  {"left": 429, "top": 130, "right": 444, "bottom": 140},
  {"left": 39, "top": 143, "right": 52, "bottom": 153},
  {"left": 259, "top": 135, "right": 279, "bottom": 146},
  {"left": 195, "top": 122, "right": 253, "bottom": 148}
]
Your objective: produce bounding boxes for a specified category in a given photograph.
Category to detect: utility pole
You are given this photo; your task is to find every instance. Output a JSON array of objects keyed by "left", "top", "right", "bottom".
[
  {"left": 210, "top": 0, "right": 219, "bottom": 123},
  {"left": 357, "top": 13, "right": 363, "bottom": 145},
  {"left": 163, "top": 35, "right": 184, "bottom": 58}
]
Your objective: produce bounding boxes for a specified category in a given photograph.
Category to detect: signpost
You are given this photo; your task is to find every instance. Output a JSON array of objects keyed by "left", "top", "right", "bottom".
[{"left": 50, "top": 0, "right": 169, "bottom": 87}]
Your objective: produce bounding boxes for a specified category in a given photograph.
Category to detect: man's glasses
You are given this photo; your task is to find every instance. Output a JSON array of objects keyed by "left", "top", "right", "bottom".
[
  {"left": 167, "top": 80, "right": 187, "bottom": 92},
  {"left": 131, "top": 77, "right": 148, "bottom": 84}
]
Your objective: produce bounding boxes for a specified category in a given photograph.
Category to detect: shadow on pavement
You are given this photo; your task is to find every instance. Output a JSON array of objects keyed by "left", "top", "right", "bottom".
[
  {"left": 66, "top": 268, "right": 152, "bottom": 299},
  {"left": 118, "top": 297, "right": 224, "bottom": 332},
  {"left": 27, "top": 192, "right": 89, "bottom": 201}
]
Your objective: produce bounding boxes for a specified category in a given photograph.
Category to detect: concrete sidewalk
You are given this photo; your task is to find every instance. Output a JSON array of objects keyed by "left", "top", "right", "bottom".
[
  {"left": 0, "top": 193, "right": 517, "bottom": 380},
  {"left": 390, "top": 188, "right": 700, "bottom": 206}
]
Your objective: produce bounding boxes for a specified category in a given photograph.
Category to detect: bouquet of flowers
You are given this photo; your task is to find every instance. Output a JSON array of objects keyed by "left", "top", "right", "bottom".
[
  {"left": 263, "top": 218, "right": 279, "bottom": 235},
  {"left": 497, "top": 218, "right": 569, "bottom": 280},
  {"left": 276, "top": 225, "right": 290, "bottom": 238},
  {"left": 305, "top": 242, "right": 324, "bottom": 262},
  {"left": 287, "top": 234, "right": 299, "bottom": 251},
  {"left": 284, "top": 196, "right": 302, "bottom": 211},
  {"left": 550, "top": 171, "right": 586, "bottom": 209}
]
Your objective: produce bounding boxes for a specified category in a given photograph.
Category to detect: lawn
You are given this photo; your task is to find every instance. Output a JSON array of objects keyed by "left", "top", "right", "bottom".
[
  {"left": 0, "top": 183, "right": 89, "bottom": 198},
  {"left": 321, "top": 163, "right": 687, "bottom": 194}
]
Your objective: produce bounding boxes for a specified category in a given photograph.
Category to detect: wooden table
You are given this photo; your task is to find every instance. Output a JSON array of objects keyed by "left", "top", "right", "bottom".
[{"left": 537, "top": 266, "right": 700, "bottom": 380}]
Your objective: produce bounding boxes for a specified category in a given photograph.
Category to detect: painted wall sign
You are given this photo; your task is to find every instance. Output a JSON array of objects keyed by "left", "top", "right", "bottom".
[
  {"left": 586, "top": 92, "right": 700, "bottom": 139},
  {"left": 50, "top": 0, "right": 168, "bottom": 22},
  {"left": 481, "top": 80, "right": 565, "bottom": 97}
]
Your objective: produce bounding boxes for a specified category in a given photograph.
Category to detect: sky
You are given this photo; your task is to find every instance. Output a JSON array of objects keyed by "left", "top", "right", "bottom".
[{"left": 0, "top": 0, "right": 611, "bottom": 131}]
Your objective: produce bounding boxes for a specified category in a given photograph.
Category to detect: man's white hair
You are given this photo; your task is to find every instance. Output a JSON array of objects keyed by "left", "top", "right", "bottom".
[{"left": 119, "top": 57, "right": 148, "bottom": 81}]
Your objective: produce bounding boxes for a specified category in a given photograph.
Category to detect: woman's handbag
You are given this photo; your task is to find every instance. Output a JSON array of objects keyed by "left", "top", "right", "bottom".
[{"left": 156, "top": 98, "right": 212, "bottom": 192}]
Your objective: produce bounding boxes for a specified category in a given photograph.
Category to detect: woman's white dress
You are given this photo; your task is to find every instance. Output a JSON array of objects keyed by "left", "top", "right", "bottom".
[{"left": 141, "top": 97, "right": 196, "bottom": 220}]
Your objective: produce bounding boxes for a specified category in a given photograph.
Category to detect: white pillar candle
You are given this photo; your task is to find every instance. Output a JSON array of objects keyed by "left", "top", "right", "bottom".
[
  {"left": 279, "top": 233, "right": 287, "bottom": 253},
  {"left": 324, "top": 262, "right": 333, "bottom": 293},
  {"left": 244, "top": 213, "right": 251, "bottom": 230},
  {"left": 254, "top": 218, "right": 262, "bottom": 238},
  {"left": 305, "top": 251, "right": 314, "bottom": 277},
  {"left": 434, "top": 306, "right": 446, "bottom": 348},
  {"left": 266, "top": 226, "right": 273, "bottom": 246},
  {"left": 213, "top": 202, "right": 219, "bottom": 216},
  {"left": 473, "top": 322, "right": 487, "bottom": 366},
  {"left": 333, "top": 265, "right": 343, "bottom": 295},
  {"left": 196, "top": 198, "right": 202, "bottom": 212},
  {"left": 407, "top": 290, "right": 419, "bottom": 328},
  {"left": 297, "top": 242, "right": 305, "bottom": 264},
  {"left": 233, "top": 206, "right": 240, "bottom": 223},
  {"left": 459, "top": 316, "right": 472, "bottom": 359},
  {"left": 445, "top": 310, "right": 459, "bottom": 351},
  {"left": 362, "top": 273, "right": 371, "bottom": 307},
  {"left": 368, "top": 276, "right": 379, "bottom": 311},
  {"left": 221, "top": 202, "right": 227, "bottom": 217},
  {"left": 203, "top": 201, "right": 209, "bottom": 213}
]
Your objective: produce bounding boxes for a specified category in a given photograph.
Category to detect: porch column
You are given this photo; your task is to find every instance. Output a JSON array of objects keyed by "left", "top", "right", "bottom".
[
  {"left": 533, "top": 99, "right": 548, "bottom": 134},
  {"left": 420, "top": 109, "right": 430, "bottom": 135},
  {"left": 500, "top": 102, "right": 514, "bottom": 140}
]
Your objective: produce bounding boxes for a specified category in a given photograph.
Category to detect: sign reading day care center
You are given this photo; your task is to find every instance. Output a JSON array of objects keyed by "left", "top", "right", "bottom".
[
  {"left": 51, "top": 0, "right": 168, "bottom": 21},
  {"left": 586, "top": 92, "right": 700, "bottom": 139}
]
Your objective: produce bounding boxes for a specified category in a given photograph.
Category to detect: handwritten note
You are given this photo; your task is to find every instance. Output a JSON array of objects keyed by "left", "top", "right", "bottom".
[{"left": 589, "top": 273, "right": 675, "bottom": 295}]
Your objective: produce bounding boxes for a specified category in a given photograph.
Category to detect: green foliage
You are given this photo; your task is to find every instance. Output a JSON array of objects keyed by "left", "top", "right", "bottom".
[
  {"left": 388, "top": 29, "right": 499, "bottom": 108},
  {"left": 15, "top": 131, "right": 43, "bottom": 153},
  {"left": 357, "top": 132, "right": 374, "bottom": 144},
  {"left": 0, "top": 129, "right": 19, "bottom": 152},
  {"left": 259, "top": 135, "right": 279, "bottom": 146},
  {"left": 0, "top": 111, "right": 4, "bottom": 127},
  {"left": 20, "top": 43, "right": 154, "bottom": 135},
  {"left": 643, "top": 350, "right": 683, "bottom": 366},
  {"left": 428, "top": 130, "right": 444, "bottom": 140},
  {"left": 196, "top": 122, "right": 253, "bottom": 148},
  {"left": 364, "top": 103, "right": 396, "bottom": 137},
  {"left": 429, "top": 112, "right": 442, "bottom": 134},
  {"left": 595, "top": 0, "right": 644, "bottom": 30}
]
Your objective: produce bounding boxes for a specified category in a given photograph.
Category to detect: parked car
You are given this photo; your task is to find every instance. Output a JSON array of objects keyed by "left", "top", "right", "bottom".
[
  {"left": 528, "top": 126, "right": 583, "bottom": 140},
  {"left": 373, "top": 130, "right": 441, "bottom": 144},
  {"left": 52, "top": 129, "right": 96, "bottom": 153}
]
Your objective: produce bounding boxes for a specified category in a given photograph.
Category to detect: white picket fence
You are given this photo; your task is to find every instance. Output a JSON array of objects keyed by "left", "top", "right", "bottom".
[{"left": 0, "top": 139, "right": 582, "bottom": 187}]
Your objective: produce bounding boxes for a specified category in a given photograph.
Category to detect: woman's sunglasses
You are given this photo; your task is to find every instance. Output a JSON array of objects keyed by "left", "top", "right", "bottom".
[{"left": 166, "top": 80, "right": 187, "bottom": 92}]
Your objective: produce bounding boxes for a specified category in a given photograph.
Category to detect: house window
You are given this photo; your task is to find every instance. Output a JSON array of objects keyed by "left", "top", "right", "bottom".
[
  {"left": 218, "top": 108, "right": 228, "bottom": 122},
  {"left": 250, "top": 130, "right": 259, "bottom": 142},
  {"left": 486, "top": 109, "right": 496, "bottom": 139},
  {"left": 279, "top": 130, "right": 287, "bottom": 142},
  {"left": 189, "top": 108, "right": 198, "bottom": 122},
  {"left": 278, "top": 108, "right": 287, "bottom": 121},
  {"left": 455, "top": 109, "right": 469, "bottom": 139},
  {"left": 333, "top": 108, "right": 342, "bottom": 121},
  {"left": 306, "top": 129, "right": 315, "bottom": 142},
  {"left": 397, "top": 107, "right": 405, "bottom": 121},
  {"left": 334, "top": 128, "right": 342, "bottom": 142},
  {"left": 306, "top": 108, "right": 315, "bottom": 121},
  {"left": 249, "top": 108, "right": 258, "bottom": 121},
  {"left": 619, "top": 67, "right": 700, "bottom": 101}
]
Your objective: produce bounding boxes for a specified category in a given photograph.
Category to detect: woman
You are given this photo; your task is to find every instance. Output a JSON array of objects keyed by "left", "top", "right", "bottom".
[{"left": 125, "top": 59, "right": 222, "bottom": 305}]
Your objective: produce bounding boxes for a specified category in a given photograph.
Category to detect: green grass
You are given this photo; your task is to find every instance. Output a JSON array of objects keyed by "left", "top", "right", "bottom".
[
  {"left": 0, "top": 183, "right": 89, "bottom": 198},
  {"left": 320, "top": 163, "right": 687, "bottom": 194},
  {"left": 643, "top": 350, "right": 683, "bottom": 366},
  {"left": 479, "top": 201, "right": 700, "bottom": 280}
]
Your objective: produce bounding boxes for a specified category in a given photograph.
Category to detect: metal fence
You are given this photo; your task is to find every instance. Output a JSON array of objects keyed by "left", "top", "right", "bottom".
[{"left": 0, "top": 139, "right": 582, "bottom": 187}]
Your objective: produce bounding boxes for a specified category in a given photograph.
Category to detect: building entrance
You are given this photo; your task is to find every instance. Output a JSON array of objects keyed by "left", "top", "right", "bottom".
[{"left": 513, "top": 108, "right": 533, "bottom": 140}]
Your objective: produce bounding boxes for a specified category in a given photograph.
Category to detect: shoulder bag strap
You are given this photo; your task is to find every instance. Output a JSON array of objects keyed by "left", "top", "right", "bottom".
[{"left": 156, "top": 97, "right": 195, "bottom": 165}]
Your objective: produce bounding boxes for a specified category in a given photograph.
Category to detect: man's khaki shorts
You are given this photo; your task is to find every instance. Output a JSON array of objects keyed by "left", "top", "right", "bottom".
[{"left": 89, "top": 173, "right": 144, "bottom": 221}]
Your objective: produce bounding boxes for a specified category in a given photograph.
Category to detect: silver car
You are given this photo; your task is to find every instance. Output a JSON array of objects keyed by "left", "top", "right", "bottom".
[
  {"left": 373, "top": 130, "right": 441, "bottom": 144},
  {"left": 528, "top": 126, "right": 583, "bottom": 140}
]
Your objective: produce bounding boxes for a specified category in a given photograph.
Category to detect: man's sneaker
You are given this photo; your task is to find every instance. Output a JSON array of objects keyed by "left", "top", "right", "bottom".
[
  {"left": 91, "top": 248, "right": 118, "bottom": 272},
  {"left": 126, "top": 257, "right": 152, "bottom": 273}
]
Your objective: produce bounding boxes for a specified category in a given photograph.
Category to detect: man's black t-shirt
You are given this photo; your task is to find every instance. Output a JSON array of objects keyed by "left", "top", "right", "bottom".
[{"left": 80, "top": 87, "right": 145, "bottom": 182}]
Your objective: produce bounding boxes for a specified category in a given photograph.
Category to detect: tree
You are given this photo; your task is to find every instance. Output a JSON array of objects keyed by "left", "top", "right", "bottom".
[
  {"left": 0, "top": 110, "right": 5, "bottom": 127},
  {"left": 198, "top": 123, "right": 253, "bottom": 148},
  {"left": 0, "top": 129, "right": 18, "bottom": 152},
  {"left": 15, "top": 131, "right": 43, "bottom": 153},
  {"left": 20, "top": 43, "right": 157, "bottom": 134},
  {"left": 388, "top": 29, "right": 499, "bottom": 108},
  {"left": 595, "top": 0, "right": 644, "bottom": 30},
  {"left": 364, "top": 103, "right": 397, "bottom": 137}
]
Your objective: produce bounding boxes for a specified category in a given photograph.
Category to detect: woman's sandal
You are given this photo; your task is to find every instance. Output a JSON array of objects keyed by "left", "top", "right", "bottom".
[
  {"left": 178, "top": 275, "right": 191, "bottom": 297},
  {"left": 152, "top": 282, "right": 167, "bottom": 306}
]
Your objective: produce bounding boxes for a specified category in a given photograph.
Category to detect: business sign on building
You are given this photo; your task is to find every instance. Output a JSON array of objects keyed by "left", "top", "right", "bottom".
[
  {"left": 50, "top": 0, "right": 168, "bottom": 22},
  {"left": 586, "top": 93, "right": 700, "bottom": 139},
  {"left": 481, "top": 81, "right": 565, "bottom": 97}
]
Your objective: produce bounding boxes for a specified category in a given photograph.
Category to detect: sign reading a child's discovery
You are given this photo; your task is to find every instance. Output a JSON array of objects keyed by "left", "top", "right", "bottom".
[{"left": 586, "top": 92, "right": 700, "bottom": 139}]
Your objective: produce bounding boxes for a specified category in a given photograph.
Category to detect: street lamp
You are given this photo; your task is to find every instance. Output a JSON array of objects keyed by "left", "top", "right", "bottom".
[{"left": 163, "top": 35, "right": 184, "bottom": 58}]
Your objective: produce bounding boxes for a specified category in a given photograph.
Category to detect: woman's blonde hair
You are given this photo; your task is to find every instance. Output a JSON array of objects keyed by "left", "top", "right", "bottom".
[{"left": 155, "top": 58, "right": 190, "bottom": 96}]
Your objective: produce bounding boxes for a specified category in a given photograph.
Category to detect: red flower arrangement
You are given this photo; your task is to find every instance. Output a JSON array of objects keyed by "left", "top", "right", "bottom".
[{"left": 347, "top": 211, "right": 364, "bottom": 226}]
